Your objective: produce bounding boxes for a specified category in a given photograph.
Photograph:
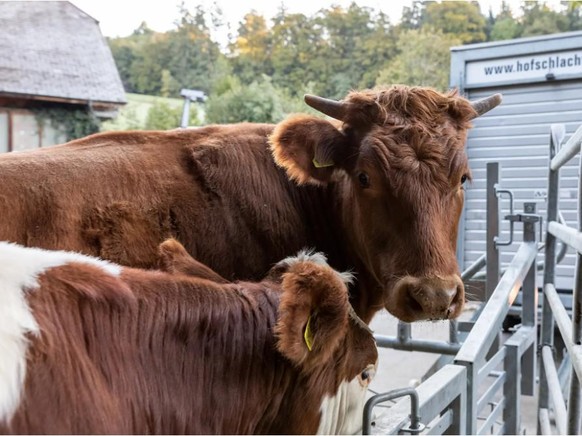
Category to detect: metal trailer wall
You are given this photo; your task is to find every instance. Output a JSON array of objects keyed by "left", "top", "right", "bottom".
[{"left": 451, "top": 31, "right": 582, "bottom": 291}]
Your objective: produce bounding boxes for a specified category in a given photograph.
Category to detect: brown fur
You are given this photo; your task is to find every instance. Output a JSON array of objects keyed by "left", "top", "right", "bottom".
[
  {"left": 2, "top": 254, "right": 377, "bottom": 434},
  {"left": 158, "top": 238, "right": 229, "bottom": 283},
  {"left": 0, "top": 86, "right": 481, "bottom": 322}
]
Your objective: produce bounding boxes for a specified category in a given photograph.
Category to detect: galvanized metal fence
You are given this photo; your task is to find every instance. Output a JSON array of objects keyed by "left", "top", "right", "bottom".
[
  {"left": 537, "top": 123, "right": 582, "bottom": 435},
  {"left": 363, "top": 123, "right": 582, "bottom": 435}
]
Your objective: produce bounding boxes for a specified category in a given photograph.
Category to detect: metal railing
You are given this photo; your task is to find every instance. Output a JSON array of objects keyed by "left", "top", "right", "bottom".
[
  {"left": 364, "top": 123, "right": 582, "bottom": 434},
  {"left": 364, "top": 179, "right": 539, "bottom": 434},
  {"left": 538, "top": 123, "right": 582, "bottom": 435}
]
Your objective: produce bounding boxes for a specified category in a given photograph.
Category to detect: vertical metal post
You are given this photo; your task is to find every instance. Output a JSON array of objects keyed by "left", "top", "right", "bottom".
[
  {"left": 567, "top": 137, "right": 582, "bottom": 435},
  {"left": 486, "top": 162, "right": 500, "bottom": 300},
  {"left": 180, "top": 98, "right": 191, "bottom": 128},
  {"left": 398, "top": 321, "right": 411, "bottom": 343},
  {"left": 503, "top": 342, "right": 521, "bottom": 434},
  {"left": 456, "top": 361, "right": 477, "bottom": 435},
  {"left": 449, "top": 320, "right": 459, "bottom": 344},
  {"left": 538, "top": 124, "right": 564, "bottom": 433},
  {"left": 522, "top": 202, "right": 538, "bottom": 396},
  {"left": 486, "top": 163, "right": 501, "bottom": 360},
  {"left": 446, "top": 377, "right": 467, "bottom": 435}
]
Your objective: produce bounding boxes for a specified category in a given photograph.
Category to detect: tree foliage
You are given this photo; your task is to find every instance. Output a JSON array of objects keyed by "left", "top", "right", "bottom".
[
  {"left": 106, "top": 0, "right": 582, "bottom": 126},
  {"left": 376, "top": 28, "right": 461, "bottom": 90}
]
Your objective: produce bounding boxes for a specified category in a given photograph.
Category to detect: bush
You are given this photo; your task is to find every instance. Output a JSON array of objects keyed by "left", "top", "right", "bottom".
[
  {"left": 205, "top": 75, "right": 320, "bottom": 124},
  {"left": 145, "top": 101, "right": 198, "bottom": 130}
]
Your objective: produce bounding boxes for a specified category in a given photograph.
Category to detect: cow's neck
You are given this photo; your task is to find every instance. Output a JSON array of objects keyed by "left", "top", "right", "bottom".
[{"left": 291, "top": 176, "right": 384, "bottom": 324}]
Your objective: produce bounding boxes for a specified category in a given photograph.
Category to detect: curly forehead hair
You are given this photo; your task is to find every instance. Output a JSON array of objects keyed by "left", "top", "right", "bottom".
[{"left": 341, "top": 86, "right": 477, "bottom": 130}]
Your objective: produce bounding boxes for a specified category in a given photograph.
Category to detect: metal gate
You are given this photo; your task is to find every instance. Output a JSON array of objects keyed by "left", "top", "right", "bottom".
[{"left": 362, "top": 123, "right": 582, "bottom": 435}]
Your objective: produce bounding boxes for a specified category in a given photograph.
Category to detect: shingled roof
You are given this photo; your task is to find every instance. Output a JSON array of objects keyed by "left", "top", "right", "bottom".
[{"left": 0, "top": 1, "right": 126, "bottom": 105}]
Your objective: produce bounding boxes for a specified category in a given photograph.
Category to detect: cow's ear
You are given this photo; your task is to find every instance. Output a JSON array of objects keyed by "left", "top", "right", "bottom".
[
  {"left": 157, "top": 238, "right": 229, "bottom": 283},
  {"left": 274, "top": 259, "right": 349, "bottom": 371},
  {"left": 269, "top": 114, "right": 350, "bottom": 185}
]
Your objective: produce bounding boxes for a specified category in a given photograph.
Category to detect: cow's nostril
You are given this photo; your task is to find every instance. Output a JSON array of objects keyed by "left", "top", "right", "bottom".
[{"left": 406, "top": 287, "right": 426, "bottom": 314}]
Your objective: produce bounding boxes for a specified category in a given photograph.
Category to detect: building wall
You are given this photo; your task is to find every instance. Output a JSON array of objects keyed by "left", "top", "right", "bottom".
[
  {"left": 451, "top": 31, "right": 582, "bottom": 291},
  {"left": 0, "top": 108, "right": 67, "bottom": 152}
]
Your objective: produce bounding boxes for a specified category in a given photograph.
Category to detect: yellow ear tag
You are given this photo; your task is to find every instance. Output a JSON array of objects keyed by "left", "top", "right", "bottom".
[
  {"left": 304, "top": 316, "right": 314, "bottom": 351},
  {"left": 312, "top": 157, "right": 334, "bottom": 168}
]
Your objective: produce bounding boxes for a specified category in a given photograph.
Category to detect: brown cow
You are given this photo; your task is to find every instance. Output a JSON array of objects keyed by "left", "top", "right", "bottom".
[
  {"left": 0, "top": 86, "right": 501, "bottom": 322},
  {"left": 0, "top": 241, "right": 377, "bottom": 434}
]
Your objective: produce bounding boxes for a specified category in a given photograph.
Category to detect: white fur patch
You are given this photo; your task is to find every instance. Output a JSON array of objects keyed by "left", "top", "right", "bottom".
[
  {"left": 0, "top": 242, "right": 121, "bottom": 423},
  {"left": 277, "top": 249, "right": 355, "bottom": 285},
  {"left": 317, "top": 368, "right": 375, "bottom": 435}
]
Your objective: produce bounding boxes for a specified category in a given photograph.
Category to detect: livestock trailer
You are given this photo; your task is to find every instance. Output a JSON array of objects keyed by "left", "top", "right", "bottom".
[{"left": 450, "top": 31, "right": 582, "bottom": 291}]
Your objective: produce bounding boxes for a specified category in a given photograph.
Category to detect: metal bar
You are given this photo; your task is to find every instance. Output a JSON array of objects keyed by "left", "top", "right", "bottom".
[
  {"left": 544, "top": 283, "right": 582, "bottom": 383},
  {"left": 455, "top": 242, "right": 537, "bottom": 364},
  {"left": 550, "top": 123, "right": 582, "bottom": 170},
  {"left": 477, "top": 371, "right": 506, "bottom": 414},
  {"left": 548, "top": 221, "right": 582, "bottom": 254},
  {"left": 477, "top": 397, "right": 505, "bottom": 435},
  {"left": 374, "top": 335, "right": 461, "bottom": 355},
  {"left": 461, "top": 253, "right": 486, "bottom": 281},
  {"left": 503, "top": 342, "right": 520, "bottom": 434},
  {"left": 486, "top": 162, "right": 500, "bottom": 300},
  {"left": 568, "top": 152, "right": 582, "bottom": 435},
  {"left": 370, "top": 365, "right": 466, "bottom": 435},
  {"left": 180, "top": 98, "right": 191, "bottom": 128},
  {"left": 539, "top": 408, "right": 552, "bottom": 435},
  {"left": 522, "top": 203, "right": 538, "bottom": 396},
  {"left": 542, "top": 346, "right": 567, "bottom": 435},
  {"left": 494, "top": 423, "right": 506, "bottom": 435},
  {"left": 363, "top": 388, "right": 422, "bottom": 435},
  {"left": 478, "top": 347, "right": 506, "bottom": 381},
  {"left": 398, "top": 321, "right": 411, "bottom": 342},
  {"left": 558, "top": 353, "right": 571, "bottom": 392},
  {"left": 538, "top": 124, "right": 564, "bottom": 433},
  {"left": 426, "top": 409, "right": 453, "bottom": 435},
  {"left": 449, "top": 320, "right": 459, "bottom": 344}
]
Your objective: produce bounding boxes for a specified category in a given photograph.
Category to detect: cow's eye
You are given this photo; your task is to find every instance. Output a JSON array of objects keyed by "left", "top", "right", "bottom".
[
  {"left": 358, "top": 364, "right": 376, "bottom": 387},
  {"left": 357, "top": 172, "right": 370, "bottom": 188},
  {"left": 460, "top": 174, "right": 468, "bottom": 185}
]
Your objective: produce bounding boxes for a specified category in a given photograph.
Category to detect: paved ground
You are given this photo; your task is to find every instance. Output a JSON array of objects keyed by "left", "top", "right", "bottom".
[{"left": 364, "top": 307, "right": 540, "bottom": 435}]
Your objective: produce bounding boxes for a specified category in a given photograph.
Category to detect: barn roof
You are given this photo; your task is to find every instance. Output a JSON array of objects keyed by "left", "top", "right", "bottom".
[{"left": 0, "top": 1, "right": 126, "bottom": 105}]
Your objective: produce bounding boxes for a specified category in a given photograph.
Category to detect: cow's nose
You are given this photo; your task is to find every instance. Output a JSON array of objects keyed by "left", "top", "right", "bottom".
[{"left": 404, "top": 276, "right": 464, "bottom": 320}]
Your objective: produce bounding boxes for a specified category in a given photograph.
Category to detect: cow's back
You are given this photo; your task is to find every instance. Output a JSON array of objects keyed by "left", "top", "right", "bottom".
[{"left": 0, "top": 124, "right": 307, "bottom": 275}]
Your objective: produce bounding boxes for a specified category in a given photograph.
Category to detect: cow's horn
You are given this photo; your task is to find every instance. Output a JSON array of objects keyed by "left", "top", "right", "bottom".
[
  {"left": 470, "top": 93, "right": 502, "bottom": 117},
  {"left": 304, "top": 94, "right": 346, "bottom": 120}
]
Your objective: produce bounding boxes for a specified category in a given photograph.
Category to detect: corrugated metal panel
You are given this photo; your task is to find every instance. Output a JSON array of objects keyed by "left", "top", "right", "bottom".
[{"left": 465, "top": 81, "right": 582, "bottom": 290}]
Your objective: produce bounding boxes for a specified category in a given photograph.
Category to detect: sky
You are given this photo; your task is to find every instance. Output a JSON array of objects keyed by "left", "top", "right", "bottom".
[{"left": 68, "top": 0, "right": 565, "bottom": 40}]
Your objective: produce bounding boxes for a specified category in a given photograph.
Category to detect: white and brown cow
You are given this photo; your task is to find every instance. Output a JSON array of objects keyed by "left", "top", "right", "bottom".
[{"left": 0, "top": 241, "right": 377, "bottom": 434}]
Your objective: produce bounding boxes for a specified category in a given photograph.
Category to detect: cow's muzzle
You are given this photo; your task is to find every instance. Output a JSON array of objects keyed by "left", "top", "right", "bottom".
[{"left": 388, "top": 275, "right": 464, "bottom": 322}]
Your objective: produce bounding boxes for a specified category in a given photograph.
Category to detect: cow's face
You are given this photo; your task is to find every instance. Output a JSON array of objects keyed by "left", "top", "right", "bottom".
[
  {"left": 270, "top": 86, "right": 501, "bottom": 322},
  {"left": 274, "top": 252, "right": 378, "bottom": 434}
]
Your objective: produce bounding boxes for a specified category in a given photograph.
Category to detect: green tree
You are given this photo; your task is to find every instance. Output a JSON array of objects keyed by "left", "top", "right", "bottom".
[
  {"left": 108, "top": 39, "right": 136, "bottom": 92},
  {"left": 423, "top": 1, "right": 487, "bottom": 43},
  {"left": 160, "top": 69, "right": 180, "bottom": 97},
  {"left": 145, "top": 101, "right": 199, "bottom": 130},
  {"left": 270, "top": 12, "right": 327, "bottom": 96},
  {"left": 229, "top": 11, "right": 272, "bottom": 84},
  {"left": 490, "top": 1, "right": 522, "bottom": 41},
  {"left": 165, "top": 3, "right": 223, "bottom": 93},
  {"left": 205, "top": 75, "right": 318, "bottom": 124},
  {"left": 565, "top": 1, "right": 582, "bottom": 30},
  {"left": 400, "top": 1, "right": 429, "bottom": 30},
  {"left": 318, "top": 3, "right": 377, "bottom": 98},
  {"left": 376, "top": 28, "right": 460, "bottom": 91},
  {"left": 358, "top": 11, "right": 398, "bottom": 89},
  {"left": 521, "top": 1, "right": 569, "bottom": 36}
]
